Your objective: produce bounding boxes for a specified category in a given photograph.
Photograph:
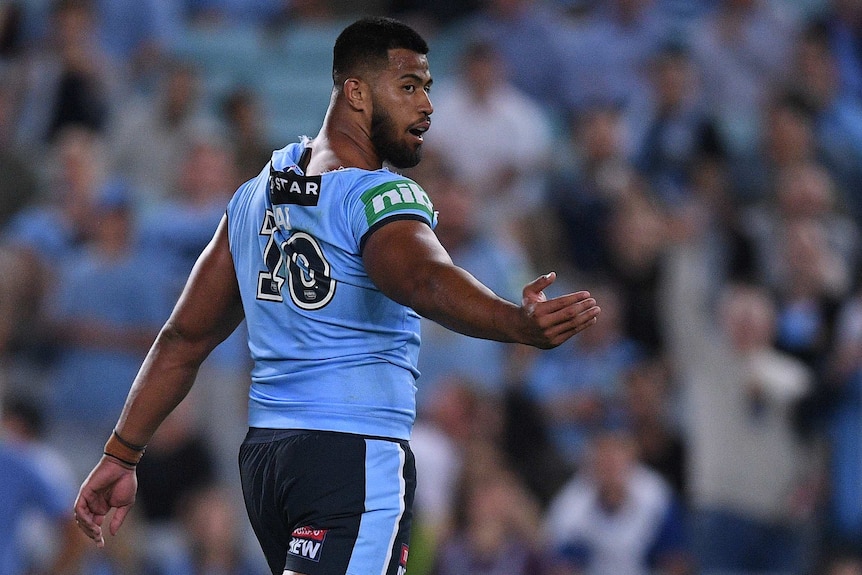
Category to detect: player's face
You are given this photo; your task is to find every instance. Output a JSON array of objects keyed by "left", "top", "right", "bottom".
[{"left": 370, "top": 48, "right": 433, "bottom": 169}]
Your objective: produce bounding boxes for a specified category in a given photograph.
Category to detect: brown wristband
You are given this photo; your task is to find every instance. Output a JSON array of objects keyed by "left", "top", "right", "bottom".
[{"left": 103, "top": 429, "right": 146, "bottom": 467}]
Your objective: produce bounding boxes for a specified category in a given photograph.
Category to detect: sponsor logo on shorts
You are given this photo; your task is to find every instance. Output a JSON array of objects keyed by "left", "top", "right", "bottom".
[
  {"left": 398, "top": 543, "right": 409, "bottom": 575},
  {"left": 288, "top": 526, "right": 327, "bottom": 562}
]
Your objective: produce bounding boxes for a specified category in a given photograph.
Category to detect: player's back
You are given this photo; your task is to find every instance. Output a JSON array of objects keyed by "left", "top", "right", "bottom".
[{"left": 226, "top": 141, "right": 437, "bottom": 440}]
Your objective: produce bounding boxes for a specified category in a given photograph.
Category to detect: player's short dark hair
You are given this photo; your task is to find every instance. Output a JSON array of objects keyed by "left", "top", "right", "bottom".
[{"left": 332, "top": 17, "right": 428, "bottom": 86}]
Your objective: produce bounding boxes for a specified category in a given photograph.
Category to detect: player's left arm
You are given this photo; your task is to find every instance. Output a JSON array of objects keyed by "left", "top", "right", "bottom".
[
  {"left": 74, "top": 214, "right": 244, "bottom": 546},
  {"left": 111, "top": 214, "right": 245, "bottom": 444}
]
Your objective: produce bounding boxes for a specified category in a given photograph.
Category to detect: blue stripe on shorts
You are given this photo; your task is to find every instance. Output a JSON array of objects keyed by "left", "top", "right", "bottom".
[{"left": 346, "top": 439, "right": 407, "bottom": 575}]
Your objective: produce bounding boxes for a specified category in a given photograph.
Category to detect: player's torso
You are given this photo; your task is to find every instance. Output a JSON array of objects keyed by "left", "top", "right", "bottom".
[{"left": 225, "top": 142, "right": 435, "bottom": 438}]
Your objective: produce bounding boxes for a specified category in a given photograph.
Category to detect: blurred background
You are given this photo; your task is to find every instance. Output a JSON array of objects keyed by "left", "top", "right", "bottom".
[{"left": 1, "top": 0, "right": 862, "bottom": 574}]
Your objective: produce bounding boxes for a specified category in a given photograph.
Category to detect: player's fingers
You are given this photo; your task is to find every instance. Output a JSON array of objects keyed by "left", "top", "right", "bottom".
[
  {"left": 77, "top": 521, "right": 104, "bottom": 548},
  {"left": 531, "top": 291, "right": 594, "bottom": 316},
  {"left": 535, "top": 296, "right": 597, "bottom": 327},
  {"left": 543, "top": 311, "right": 600, "bottom": 346},
  {"left": 73, "top": 496, "right": 93, "bottom": 525},
  {"left": 74, "top": 491, "right": 102, "bottom": 529},
  {"left": 543, "top": 304, "right": 601, "bottom": 342},
  {"left": 74, "top": 501, "right": 105, "bottom": 546}
]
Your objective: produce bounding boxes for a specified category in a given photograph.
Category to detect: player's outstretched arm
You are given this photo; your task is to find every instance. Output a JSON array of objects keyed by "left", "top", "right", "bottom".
[
  {"left": 363, "top": 219, "right": 599, "bottom": 349},
  {"left": 74, "top": 215, "right": 245, "bottom": 546}
]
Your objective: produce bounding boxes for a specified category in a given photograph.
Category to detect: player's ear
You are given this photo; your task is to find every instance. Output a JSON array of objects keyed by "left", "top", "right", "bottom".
[{"left": 343, "top": 78, "right": 368, "bottom": 112}]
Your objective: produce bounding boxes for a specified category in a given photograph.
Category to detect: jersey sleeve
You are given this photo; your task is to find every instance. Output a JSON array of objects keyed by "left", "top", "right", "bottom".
[{"left": 349, "top": 174, "right": 438, "bottom": 253}]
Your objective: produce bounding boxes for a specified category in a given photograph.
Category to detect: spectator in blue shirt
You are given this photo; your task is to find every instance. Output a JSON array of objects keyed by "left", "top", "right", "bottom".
[
  {"left": 0, "top": 440, "right": 82, "bottom": 575},
  {"left": 42, "top": 179, "right": 174, "bottom": 481}
]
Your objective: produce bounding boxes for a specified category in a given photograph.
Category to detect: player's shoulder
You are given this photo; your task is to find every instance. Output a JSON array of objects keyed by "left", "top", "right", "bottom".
[{"left": 349, "top": 169, "right": 435, "bottom": 223}]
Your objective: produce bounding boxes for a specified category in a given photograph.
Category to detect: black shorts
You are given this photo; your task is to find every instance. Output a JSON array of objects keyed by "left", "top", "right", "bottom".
[{"left": 238, "top": 428, "right": 416, "bottom": 575}]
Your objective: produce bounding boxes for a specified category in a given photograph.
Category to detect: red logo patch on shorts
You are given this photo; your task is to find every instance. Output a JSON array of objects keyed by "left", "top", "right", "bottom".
[
  {"left": 397, "top": 543, "right": 409, "bottom": 574},
  {"left": 288, "top": 526, "right": 328, "bottom": 561}
]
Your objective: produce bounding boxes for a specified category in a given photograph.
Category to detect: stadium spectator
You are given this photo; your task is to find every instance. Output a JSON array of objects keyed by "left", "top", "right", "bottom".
[
  {"left": 523, "top": 282, "right": 644, "bottom": 465},
  {"left": 544, "top": 102, "right": 635, "bottom": 276},
  {"left": 221, "top": 87, "right": 273, "bottom": 181},
  {"left": 3, "top": 125, "right": 106, "bottom": 267},
  {"left": 771, "top": 218, "right": 848, "bottom": 369},
  {"left": 0, "top": 71, "right": 37, "bottom": 230},
  {"left": 134, "top": 397, "right": 224, "bottom": 572},
  {"left": 740, "top": 163, "right": 858, "bottom": 368},
  {"left": 689, "top": 0, "right": 799, "bottom": 158},
  {"left": 422, "top": 38, "right": 554, "bottom": 244},
  {"left": 662, "top": 222, "right": 822, "bottom": 574},
  {"left": 106, "top": 58, "right": 217, "bottom": 209},
  {"left": 40, "top": 179, "right": 173, "bottom": 481},
  {"left": 789, "top": 19, "right": 862, "bottom": 223},
  {"left": 464, "top": 0, "right": 573, "bottom": 112},
  {"left": 0, "top": 439, "right": 87, "bottom": 575},
  {"left": 739, "top": 91, "right": 822, "bottom": 203},
  {"left": 0, "top": 247, "right": 32, "bottom": 371},
  {"left": 142, "top": 483, "right": 269, "bottom": 575},
  {"left": 543, "top": 428, "right": 692, "bottom": 575},
  {"left": 409, "top": 376, "right": 495, "bottom": 574},
  {"left": 805, "top": 277, "right": 862, "bottom": 553},
  {"left": 604, "top": 181, "right": 670, "bottom": 354},
  {"left": 430, "top": 449, "right": 551, "bottom": 575},
  {"left": 13, "top": 0, "right": 121, "bottom": 151},
  {"left": 0, "top": 2, "right": 26, "bottom": 59},
  {"left": 1, "top": 392, "right": 84, "bottom": 574},
  {"left": 500, "top": 361, "right": 575, "bottom": 509},
  {"left": 630, "top": 40, "right": 713, "bottom": 207},
  {"left": 561, "top": 0, "right": 673, "bottom": 114},
  {"left": 135, "top": 127, "right": 251, "bottom": 474},
  {"left": 819, "top": 0, "right": 862, "bottom": 100},
  {"left": 621, "top": 359, "right": 688, "bottom": 500},
  {"left": 1, "top": 126, "right": 108, "bottom": 377},
  {"left": 137, "top": 126, "right": 241, "bottom": 283},
  {"left": 134, "top": 396, "right": 217, "bottom": 527},
  {"left": 90, "top": 0, "right": 184, "bottom": 95}
]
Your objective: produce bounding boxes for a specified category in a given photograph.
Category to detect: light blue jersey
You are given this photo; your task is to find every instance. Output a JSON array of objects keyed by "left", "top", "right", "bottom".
[{"left": 227, "top": 142, "right": 437, "bottom": 440}]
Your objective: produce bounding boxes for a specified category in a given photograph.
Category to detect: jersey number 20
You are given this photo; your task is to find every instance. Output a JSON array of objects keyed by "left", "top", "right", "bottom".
[{"left": 257, "top": 209, "right": 336, "bottom": 310}]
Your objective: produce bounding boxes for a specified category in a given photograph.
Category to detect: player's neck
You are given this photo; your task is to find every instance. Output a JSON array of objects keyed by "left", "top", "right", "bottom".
[{"left": 307, "top": 105, "right": 383, "bottom": 174}]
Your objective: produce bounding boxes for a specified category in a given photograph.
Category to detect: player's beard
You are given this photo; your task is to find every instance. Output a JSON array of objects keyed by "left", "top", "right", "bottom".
[{"left": 370, "top": 107, "right": 422, "bottom": 169}]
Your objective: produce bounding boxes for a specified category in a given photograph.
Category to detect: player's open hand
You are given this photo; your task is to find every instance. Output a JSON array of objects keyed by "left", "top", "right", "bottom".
[
  {"left": 520, "top": 272, "right": 600, "bottom": 349},
  {"left": 74, "top": 457, "right": 138, "bottom": 547}
]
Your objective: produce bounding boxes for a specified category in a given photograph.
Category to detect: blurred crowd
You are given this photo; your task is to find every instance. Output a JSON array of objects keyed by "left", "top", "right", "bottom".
[{"left": 2, "top": 0, "right": 862, "bottom": 574}]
